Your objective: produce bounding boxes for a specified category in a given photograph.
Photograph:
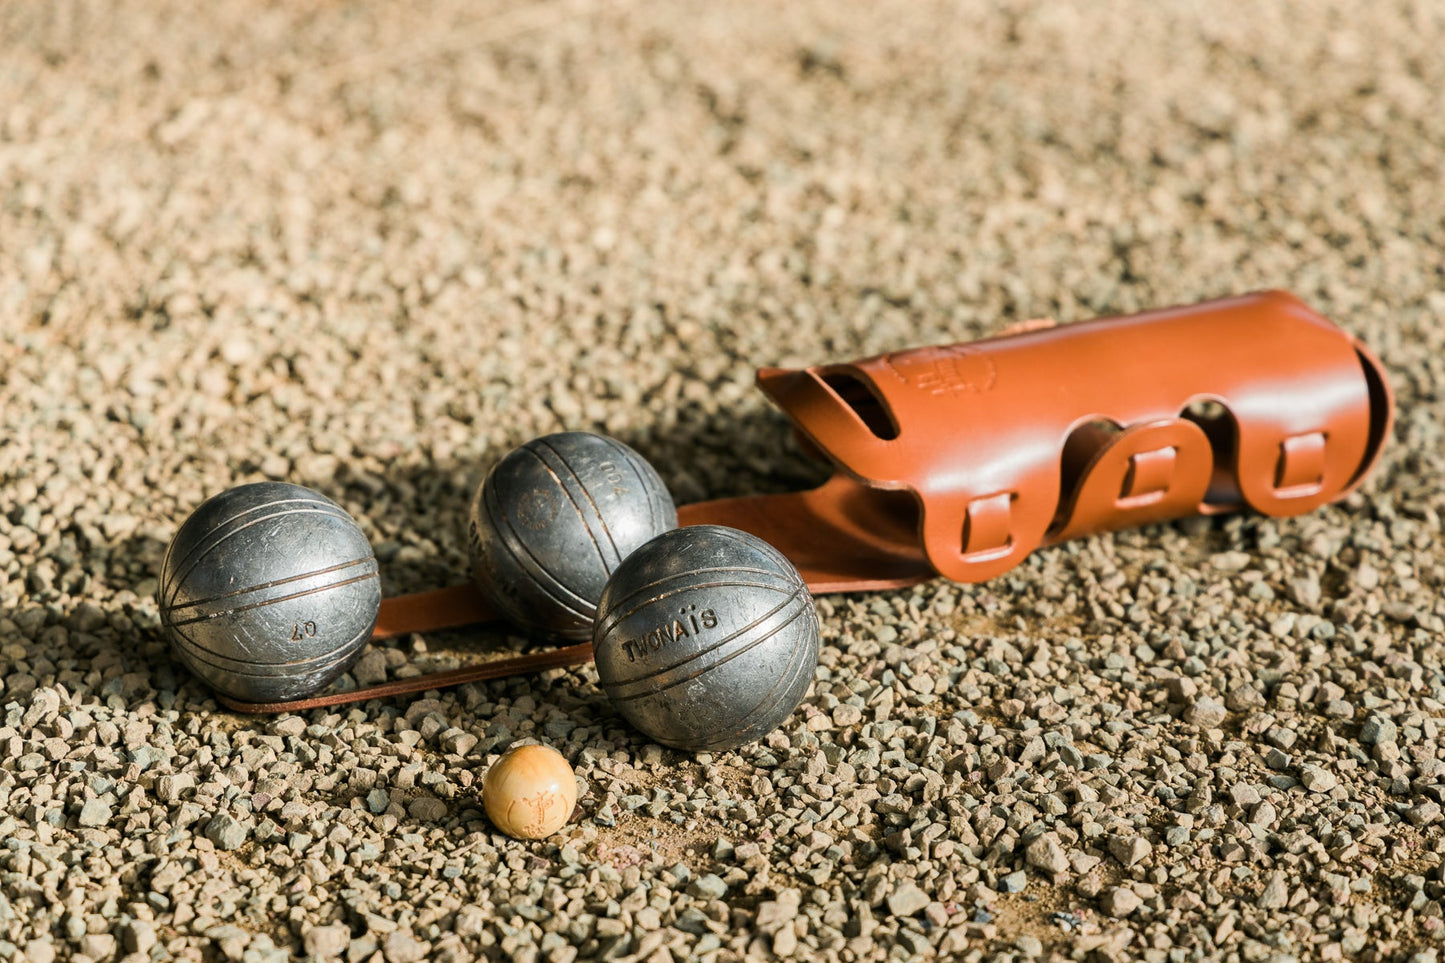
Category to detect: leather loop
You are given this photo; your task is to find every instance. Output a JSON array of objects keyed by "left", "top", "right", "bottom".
[{"left": 1049, "top": 419, "right": 1213, "bottom": 542}]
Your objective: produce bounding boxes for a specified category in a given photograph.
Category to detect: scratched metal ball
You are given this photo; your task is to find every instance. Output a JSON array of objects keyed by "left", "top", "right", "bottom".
[
  {"left": 592, "top": 525, "right": 820, "bottom": 752},
  {"left": 468, "top": 431, "right": 678, "bottom": 641},
  {"left": 157, "top": 482, "right": 381, "bottom": 704}
]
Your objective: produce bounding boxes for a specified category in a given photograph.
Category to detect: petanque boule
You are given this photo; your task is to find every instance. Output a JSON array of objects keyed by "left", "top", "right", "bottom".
[
  {"left": 468, "top": 431, "right": 678, "bottom": 641},
  {"left": 592, "top": 524, "right": 821, "bottom": 752},
  {"left": 157, "top": 481, "right": 381, "bottom": 704}
]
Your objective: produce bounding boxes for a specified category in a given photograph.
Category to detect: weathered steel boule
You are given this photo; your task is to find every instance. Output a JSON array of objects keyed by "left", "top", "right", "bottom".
[
  {"left": 592, "top": 524, "right": 821, "bottom": 752},
  {"left": 158, "top": 481, "right": 381, "bottom": 704},
  {"left": 468, "top": 431, "right": 678, "bottom": 640}
]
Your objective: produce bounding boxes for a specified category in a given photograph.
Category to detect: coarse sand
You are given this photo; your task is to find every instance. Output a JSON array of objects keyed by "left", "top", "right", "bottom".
[{"left": 2, "top": 1, "right": 1444, "bottom": 961}]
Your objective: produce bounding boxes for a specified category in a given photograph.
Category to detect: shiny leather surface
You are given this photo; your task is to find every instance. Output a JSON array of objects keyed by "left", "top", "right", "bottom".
[{"left": 699, "top": 290, "right": 1393, "bottom": 588}]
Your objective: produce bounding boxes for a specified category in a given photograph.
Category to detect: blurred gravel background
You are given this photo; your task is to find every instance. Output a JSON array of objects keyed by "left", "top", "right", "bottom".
[{"left": 2, "top": 1, "right": 1444, "bottom": 960}]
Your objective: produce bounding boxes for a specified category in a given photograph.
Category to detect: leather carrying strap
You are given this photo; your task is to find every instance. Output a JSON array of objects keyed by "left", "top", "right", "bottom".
[
  {"left": 217, "top": 640, "right": 594, "bottom": 714},
  {"left": 222, "top": 290, "right": 1392, "bottom": 714}
]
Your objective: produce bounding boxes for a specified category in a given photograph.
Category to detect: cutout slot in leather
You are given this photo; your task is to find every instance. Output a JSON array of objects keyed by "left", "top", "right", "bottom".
[
  {"left": 1274, "top": 432, "right": 1327, "bottom": 495},
  {"left": 1050, "top": 419, "right": 1121, "bottom": 534},
  {"left": 820, "top": 371, "right": 900, "bottom": 440},
  {"left": 1180, "top": 398, "right": 1242, "bottom": 511},
  {"left": 1348, "top": 344, "right": 1393, "bottom": 489},
  {"left": 1120, "top": 446, "right": 1178, "bottom": 504},
  {"left": 961, "top": 491, "right": 1015, "bottom": 560}
]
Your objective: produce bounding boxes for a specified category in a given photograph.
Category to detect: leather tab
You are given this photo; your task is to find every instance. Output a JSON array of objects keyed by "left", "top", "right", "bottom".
[
  {"left": 961, "top": 492, "right": 1014, "bottom": 560},
  {"left": 1121, "top": 446, "right": 1176, "bottom": 502},
  {"left": 1275, "top": 432, "right": 1327, "bottom": 495}
]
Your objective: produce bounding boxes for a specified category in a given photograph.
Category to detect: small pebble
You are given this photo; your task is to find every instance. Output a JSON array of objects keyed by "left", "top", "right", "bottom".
[
  {"left": 121, "top": 920, "right": 157, "bottom": 954},
  {"left": 886, "top": 883, "right": 929, "bottom": 917},
  {"left": 383, "top": 930, "right": 429, "bottom": 963},
  {"left": 1300, "top": 765, "right": 1338, "bottom": 793},
  {"left": 77, "top": 800, "right": 111, "bottom": 828},
  {"left": 1109, "top": 836, "right": 1152, "bottom": 868},
  {"left": 1102, "top": 887, "right": 1142, "bottom": 917},
  {"left": 205, "top": 815, "right": 248, "bottom": 852},
  {"left": 1266, "top": 748, "right": 1292, "bottom": 770},
  {"left": 1025, "top": 833, "right": 1071, "bottom": 875},
  {"left": 1182, "top": 697, "right": 1227, "bottom": 728},
  {"left": 407, "top": 796, "right": 447, "bottom": 821},
  {"left": 1209, "top": 551, "right": 1252, "bottom": 573},
  {"left": 1359, "top": 715, "right": 1398, "bottom": 745},
  {"left": 1408, "top": 802, "right": 1442, "bottom": 827},
  {"left": 1259, "top": 872, "right": 1290, "bottom": 909},
  {"left": 999, "top": 871, "right": 1028, "bottom": 894},
  {"left": 688, "top": 875, "right": 729, "bottom": 900},
  {"left": 302, "top": 924, "right": 350, "bottom": 961},
  {"left": 267, "top": 716, "right": 307, "bottom": 738}
]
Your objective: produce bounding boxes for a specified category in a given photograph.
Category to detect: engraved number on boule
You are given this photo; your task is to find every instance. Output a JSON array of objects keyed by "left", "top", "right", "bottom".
[
  {"left": 290, "top": 621, "right": 318, "bottom": 642},
  {"left": 597, "top": 461, "right": 630, "bottom": 498}
]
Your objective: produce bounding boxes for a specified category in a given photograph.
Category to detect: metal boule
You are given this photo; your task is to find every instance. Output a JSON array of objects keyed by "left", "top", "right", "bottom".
[
  {"left": 468, "top": 431, "right": 678, "bottom": 641},
  {"left": 157, "top": 482, "right": 381, "bottom": 704},
  {"left": 592, "top": 524, "right": 820, "bottom": 752}
]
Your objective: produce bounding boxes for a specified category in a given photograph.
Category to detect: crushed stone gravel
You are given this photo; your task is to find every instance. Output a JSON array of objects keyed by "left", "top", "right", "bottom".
[{"left": 2, "top": 0, "right": 1444, "bottom": 961}]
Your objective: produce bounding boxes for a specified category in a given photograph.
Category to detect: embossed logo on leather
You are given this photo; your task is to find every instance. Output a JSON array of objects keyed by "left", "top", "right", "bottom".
[{"left": 882, "top": 345, "right": 996, "bottom": 395}]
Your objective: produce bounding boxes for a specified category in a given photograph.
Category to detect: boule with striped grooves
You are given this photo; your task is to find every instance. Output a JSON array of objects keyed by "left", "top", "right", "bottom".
[
  {"left": 593, "top": 524, "right": 820, "bottom": 752},
  {"left": 468, "top": 431, "right": 678, "bottom": 641},
  {"left": 158, "top": 482, "right": 381, "bottom": 704}
]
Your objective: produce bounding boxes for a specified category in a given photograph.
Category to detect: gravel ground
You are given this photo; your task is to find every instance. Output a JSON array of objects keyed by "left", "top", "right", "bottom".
[{"left": 3, "top": 1, "right": 1444, "bottom": 961}]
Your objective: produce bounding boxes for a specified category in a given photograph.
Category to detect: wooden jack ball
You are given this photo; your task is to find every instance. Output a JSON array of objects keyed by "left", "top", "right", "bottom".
[{"left": 482, "top": 744, "right": 578, "bottom": 839}]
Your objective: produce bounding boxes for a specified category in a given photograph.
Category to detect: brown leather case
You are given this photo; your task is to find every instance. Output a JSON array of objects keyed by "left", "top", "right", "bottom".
[
  {"left": 686, "top": 289, "right": 1393, "bottom": 591},
  {"left": 222, "top": 290, "right": 1392, "bottom": 714}
]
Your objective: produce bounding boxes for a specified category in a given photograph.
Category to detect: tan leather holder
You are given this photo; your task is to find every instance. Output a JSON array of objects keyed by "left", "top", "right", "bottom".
[
  {"left": 735, "top": 289, "right": 1393, "bottom": 586},
  {"left": 223, "top": 290, "right": 1392, "bottom": 714}
]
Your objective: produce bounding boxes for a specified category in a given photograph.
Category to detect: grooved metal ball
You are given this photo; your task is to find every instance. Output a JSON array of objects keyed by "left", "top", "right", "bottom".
[
  {"left": 468, "top": 432, "right": 678, "bottom": 641},
  {"left": 158, "top": 482, "right": 381, "bottom": 704},
  {"left": 592, "top": 525, "right": 820, "bottom": 752}
]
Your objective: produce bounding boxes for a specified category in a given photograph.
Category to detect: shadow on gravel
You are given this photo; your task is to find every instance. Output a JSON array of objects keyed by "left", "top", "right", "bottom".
[{"left": 357, "top": 400, "right": 827, "bottom": 598}]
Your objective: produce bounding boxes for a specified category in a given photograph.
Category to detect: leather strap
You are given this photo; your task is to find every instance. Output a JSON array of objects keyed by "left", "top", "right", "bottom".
[
  {"left": 217, "top": 640, "right": 593, "bottom": 714},
  {"left": 373, "top": 585, "right": 497, "bottom": 640},
  {"left": 221, "top": 290, "right": 1393, "bottom": 714}
]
